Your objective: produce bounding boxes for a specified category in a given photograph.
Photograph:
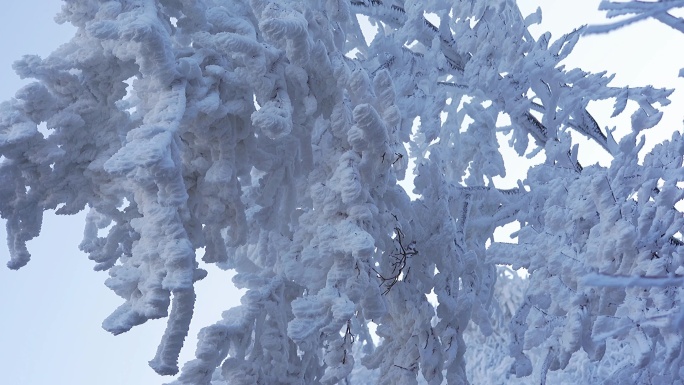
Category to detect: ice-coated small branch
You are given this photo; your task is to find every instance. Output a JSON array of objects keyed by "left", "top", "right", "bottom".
[{"left": 583, "top": 273, "right": 684, "bottom": 287}]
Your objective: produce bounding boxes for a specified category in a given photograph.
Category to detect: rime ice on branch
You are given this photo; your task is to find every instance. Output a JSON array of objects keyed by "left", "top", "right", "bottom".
[{"left": 1, "top": 0, "right": 683, "bottom": 384}]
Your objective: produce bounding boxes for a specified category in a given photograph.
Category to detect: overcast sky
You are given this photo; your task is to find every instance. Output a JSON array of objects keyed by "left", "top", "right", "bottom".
[{"left": 0, "top": 1, "right": 683, "bottom": 384}]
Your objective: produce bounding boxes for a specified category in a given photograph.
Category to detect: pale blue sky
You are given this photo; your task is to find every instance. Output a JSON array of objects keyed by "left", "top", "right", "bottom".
[{"left": 1, "top": 1, "right": 682, "bottom": 384}]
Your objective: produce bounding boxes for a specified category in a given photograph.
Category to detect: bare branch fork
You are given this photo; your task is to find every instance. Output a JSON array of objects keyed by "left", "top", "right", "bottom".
[{"left": 373, "top": 227, "right": 417, "bottom": 294}]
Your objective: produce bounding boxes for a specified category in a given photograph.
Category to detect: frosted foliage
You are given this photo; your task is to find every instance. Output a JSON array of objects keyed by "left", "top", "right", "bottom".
[{"left": 1, "top": 0, "right": 683, "bottom": 384}]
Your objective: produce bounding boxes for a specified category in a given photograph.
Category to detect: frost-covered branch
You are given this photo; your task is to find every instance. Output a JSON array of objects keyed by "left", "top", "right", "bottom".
[
  {"left": 586, "top": 0, "right": 684, "bottom": 34},
  {"left": 584, "top": 273, "right": 684, "bottom": 287}
]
